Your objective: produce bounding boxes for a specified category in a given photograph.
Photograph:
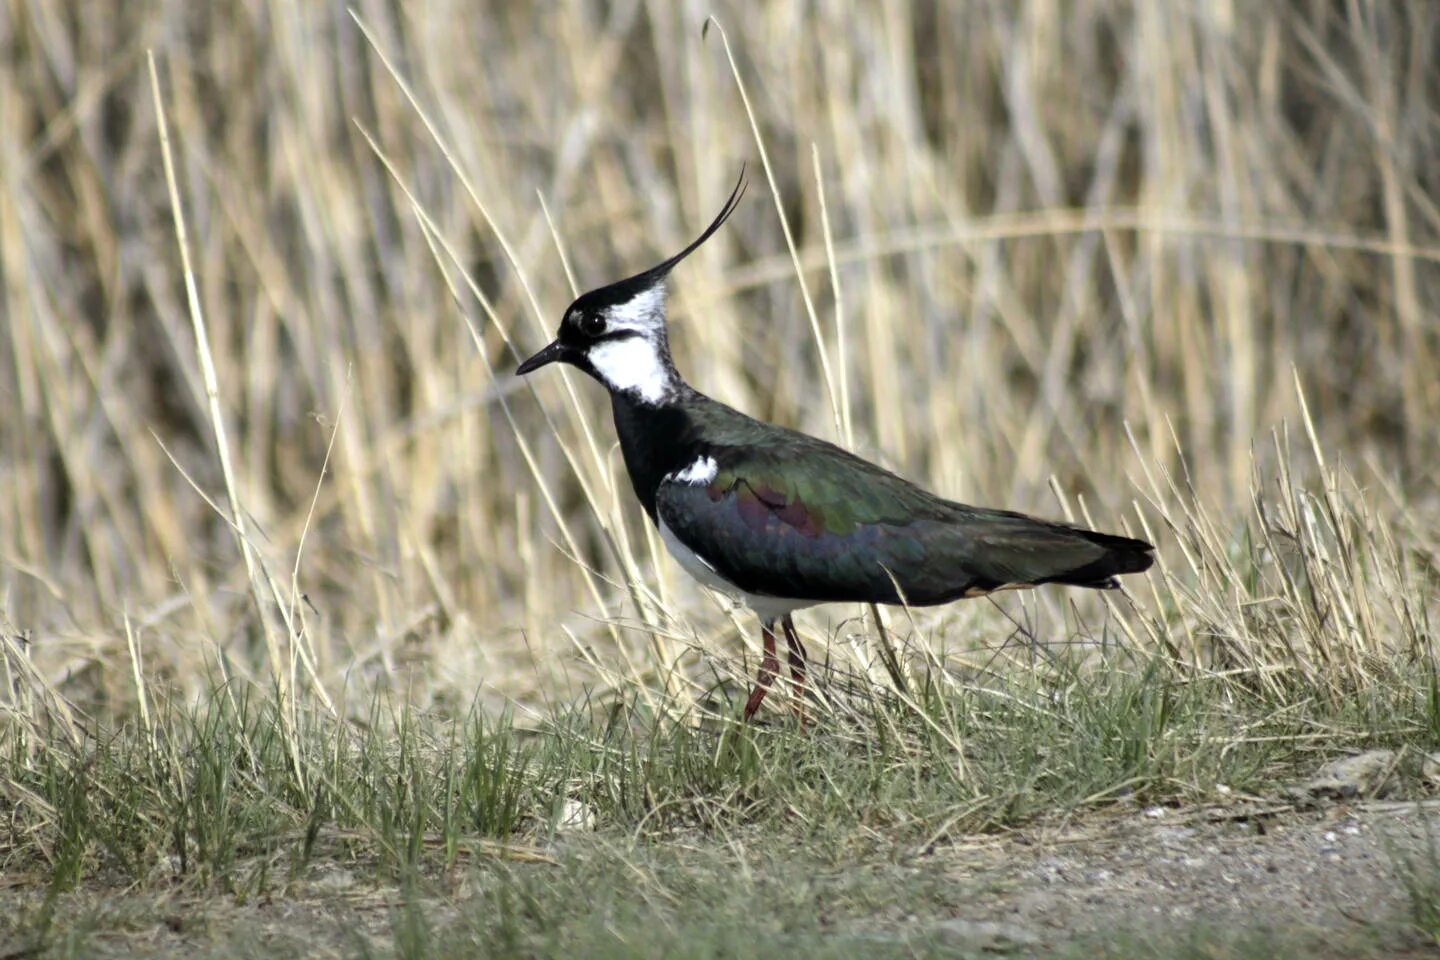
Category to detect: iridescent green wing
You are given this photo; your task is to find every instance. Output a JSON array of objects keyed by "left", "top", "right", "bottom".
[
  {"left": 657, "top": 399, "right": 1151, "bottom": 604},
  {"left": 655, "top": 415, "right": 954, "bottom": 603}
]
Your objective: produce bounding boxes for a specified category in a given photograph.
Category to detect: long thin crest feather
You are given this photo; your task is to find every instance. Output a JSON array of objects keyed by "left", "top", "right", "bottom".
[{"left": 627, "top": 166, "right": 747, "bottom": 287}]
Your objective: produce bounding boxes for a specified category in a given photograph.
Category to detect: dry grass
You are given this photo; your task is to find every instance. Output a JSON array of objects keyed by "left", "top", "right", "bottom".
[
  {"left": 1, "top": 0, "right": 1437, "bottom": 746},
  {"left": 6, "top": 9, "right": 1440, "bottom": 956}
]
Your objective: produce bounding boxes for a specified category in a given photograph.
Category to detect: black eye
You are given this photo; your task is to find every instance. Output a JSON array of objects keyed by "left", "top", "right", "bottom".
[{"left": 579, "top": 313, "right": 606, "bottom": 336}]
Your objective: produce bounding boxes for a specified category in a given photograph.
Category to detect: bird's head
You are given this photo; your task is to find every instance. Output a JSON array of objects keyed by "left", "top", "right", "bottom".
[{"left": 515, "top": 170, "right": 747, "bottom": 405}]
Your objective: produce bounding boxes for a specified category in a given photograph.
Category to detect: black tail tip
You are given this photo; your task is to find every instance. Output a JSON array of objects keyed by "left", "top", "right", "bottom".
[
  {"left": 1058, "top": 532, "right": 1155, "bottom": 589},
  {"left": 1111, "top": 537, "right": 1156, "bottom": 576}
]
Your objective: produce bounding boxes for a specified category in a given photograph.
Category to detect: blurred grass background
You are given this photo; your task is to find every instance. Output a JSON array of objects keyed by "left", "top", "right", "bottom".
[{"left": 1, "top": 0, "right": 1437, "bottom": 719}]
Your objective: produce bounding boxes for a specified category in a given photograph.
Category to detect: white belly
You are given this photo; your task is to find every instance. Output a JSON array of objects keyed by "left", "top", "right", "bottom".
[{"left": 656, "top": 518, "right": 814, "bottom": 624}]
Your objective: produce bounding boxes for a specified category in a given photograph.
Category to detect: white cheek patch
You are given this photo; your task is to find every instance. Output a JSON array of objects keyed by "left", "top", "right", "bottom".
[
  {"left": 603, "top": 286, "right": 665, "bottom": 333},
  {"left": 667, "top": 455, "right": 717, "bottom": 485},
  {"left": 587, "top": 336, "right": 674, "bottom": 404}
]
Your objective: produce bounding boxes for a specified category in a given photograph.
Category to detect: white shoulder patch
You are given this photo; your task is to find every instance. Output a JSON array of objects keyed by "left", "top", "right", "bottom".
[
  {"left": 666, "top": 455, "right": 718, "bottom": 485},
  {"left": 604, "top": 285, "right": 665, "bottom": 333}
]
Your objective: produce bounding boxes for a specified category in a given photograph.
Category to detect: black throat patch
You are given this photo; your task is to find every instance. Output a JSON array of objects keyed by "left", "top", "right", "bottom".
[{"left": 609, "top": 391, "right": 705, "bottom": 519}]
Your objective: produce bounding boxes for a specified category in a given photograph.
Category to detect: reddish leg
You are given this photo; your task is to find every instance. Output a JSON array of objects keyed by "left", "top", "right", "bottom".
[
  {"left": 782, "top": 615, "right": 809, "bottom": 726},
  {"left": 743, "top": 621, "right": 781, "bottom": 721}
]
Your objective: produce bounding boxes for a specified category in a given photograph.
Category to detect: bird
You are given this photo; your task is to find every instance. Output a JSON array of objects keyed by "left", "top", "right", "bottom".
[{"left": 516, "top": 171, "right": 1154, "bottom": 722}]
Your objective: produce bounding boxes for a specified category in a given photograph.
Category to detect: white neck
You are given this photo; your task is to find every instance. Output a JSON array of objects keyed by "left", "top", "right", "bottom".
[{"left": 587, "top": 335, "right": 677, "bottom": 405}]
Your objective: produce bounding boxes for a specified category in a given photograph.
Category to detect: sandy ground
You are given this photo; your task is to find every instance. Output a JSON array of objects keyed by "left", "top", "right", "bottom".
[
  {"left": 4, "top": 800, "right": 1439, "bottom": 957},
  {"left": 922, "top": 800, "right": 1440, "bottom": 954}
]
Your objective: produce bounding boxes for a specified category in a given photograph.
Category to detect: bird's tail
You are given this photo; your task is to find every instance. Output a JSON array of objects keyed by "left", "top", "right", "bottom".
[{"left": 1039, "top": 529, "right": 1154, "bottom": 590}]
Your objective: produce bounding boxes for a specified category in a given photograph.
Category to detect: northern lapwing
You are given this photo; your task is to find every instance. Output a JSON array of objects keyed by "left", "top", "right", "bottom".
[{"left": 516, "top": 172, "right": 1154, "bottom": 721}]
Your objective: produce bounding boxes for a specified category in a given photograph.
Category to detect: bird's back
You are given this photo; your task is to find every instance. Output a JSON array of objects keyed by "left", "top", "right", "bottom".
[{"left": 652, "top": 393, "right": 1153, "bottom": 606}]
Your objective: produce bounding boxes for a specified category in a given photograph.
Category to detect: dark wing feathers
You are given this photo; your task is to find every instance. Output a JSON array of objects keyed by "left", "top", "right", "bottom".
[{"left": 656, "top": 401, "right": 1153, "bottom": 605}]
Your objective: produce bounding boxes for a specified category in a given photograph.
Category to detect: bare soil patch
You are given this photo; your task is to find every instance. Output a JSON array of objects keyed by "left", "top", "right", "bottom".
[
  {"left": 925, "top": 801, "right": 1440, "bottom": 955},
  {"left": 5, "top": 802, "right": 1438, "bottom": 958}
]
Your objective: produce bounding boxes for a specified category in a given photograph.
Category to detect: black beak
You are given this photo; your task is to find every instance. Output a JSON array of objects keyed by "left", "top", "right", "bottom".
[{"left": 515, "top": 340, "right": 565, "bottom": 376}]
